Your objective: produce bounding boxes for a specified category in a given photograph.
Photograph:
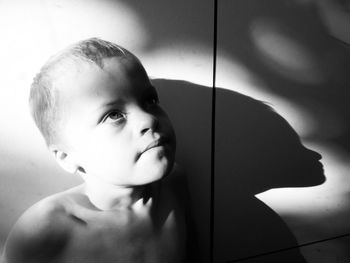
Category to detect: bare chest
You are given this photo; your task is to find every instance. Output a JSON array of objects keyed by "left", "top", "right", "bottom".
[{"left": 58, "top": 208, "right": 187, "bottom": 263}]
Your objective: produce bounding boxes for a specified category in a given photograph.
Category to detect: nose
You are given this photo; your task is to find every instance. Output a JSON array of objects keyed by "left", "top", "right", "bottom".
[
  {"left": 133, "top": 107, "right": 158, "bottom": 136},
  {"left": 304, "top": 147, "right": 322, "bottom": 161}
]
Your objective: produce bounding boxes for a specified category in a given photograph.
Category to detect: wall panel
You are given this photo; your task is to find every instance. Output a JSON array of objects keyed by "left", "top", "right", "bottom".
[{"left": 214, "top": 0, "right": 350, "bottom": 262}]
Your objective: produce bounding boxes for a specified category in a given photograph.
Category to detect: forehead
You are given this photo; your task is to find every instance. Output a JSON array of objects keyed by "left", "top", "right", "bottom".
[
  {"left": 56, "top": 56, "right": 149, "bottom": 97},
  {"left": 55, "top": 57, "right": 153, "bottom": 117}
]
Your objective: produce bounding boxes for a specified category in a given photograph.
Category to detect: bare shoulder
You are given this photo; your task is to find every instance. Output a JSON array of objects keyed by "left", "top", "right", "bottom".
[{"left": 2, "top": 187, "right": 82, "bottom": 263}]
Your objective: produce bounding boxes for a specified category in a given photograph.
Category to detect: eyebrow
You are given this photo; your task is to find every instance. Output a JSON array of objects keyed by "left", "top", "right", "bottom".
[{"left": 100, "top": 99, "right": 124, "bottom": 109}]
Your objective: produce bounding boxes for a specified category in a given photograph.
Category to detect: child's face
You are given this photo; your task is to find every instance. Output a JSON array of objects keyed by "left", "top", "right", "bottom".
[{"left": 57, "top": 57, "right": 176, "bottom": 186}]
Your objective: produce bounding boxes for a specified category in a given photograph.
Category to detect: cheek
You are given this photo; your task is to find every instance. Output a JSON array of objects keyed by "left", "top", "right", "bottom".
[{"left": 78, "top": 131, "right": 136, "bottom": 172}]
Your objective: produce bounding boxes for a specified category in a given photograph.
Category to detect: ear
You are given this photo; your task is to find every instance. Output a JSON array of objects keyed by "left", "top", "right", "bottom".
[{"left": 49, "top": 145, "right": 83, "bottom": 174}]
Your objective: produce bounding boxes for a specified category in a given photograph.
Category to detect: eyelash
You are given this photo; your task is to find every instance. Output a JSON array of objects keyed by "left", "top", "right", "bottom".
[
  {"left": 102, "top": 110, "right": 126, "bottom": 124},
  {"left": 146, "top": 95, "right": 160, "bottom": 107},
  {"left": 101, "top": 94, "right": 159, "bottom": 124}
]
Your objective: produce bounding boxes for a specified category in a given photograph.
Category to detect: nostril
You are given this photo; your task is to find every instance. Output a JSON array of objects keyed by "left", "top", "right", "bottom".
[
  {"left": 140, "top": 127, "right": 151, "bottom": 135},
  {"left": 139, "top": 117, "right": 159, "bottom": 135}
]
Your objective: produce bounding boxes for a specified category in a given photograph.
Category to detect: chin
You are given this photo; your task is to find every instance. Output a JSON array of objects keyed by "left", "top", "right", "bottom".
[
  {"left": 136, "top": 162, "right": 175, "bottom": 185},
  {"left": 131, "top": 170, "right": 165, "bottom": 186}
]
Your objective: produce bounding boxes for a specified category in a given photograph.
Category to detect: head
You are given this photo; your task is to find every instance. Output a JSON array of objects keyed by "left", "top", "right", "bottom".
[
  {"left": 214, "top": 88, "right": 325, "bottom": 194},
  {"left": 29, "top": 38, "right": 176, "bottom": 186}
]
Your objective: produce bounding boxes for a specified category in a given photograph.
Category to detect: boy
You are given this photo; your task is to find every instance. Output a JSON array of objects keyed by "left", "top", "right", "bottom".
[{"left": 1, "top": 38, "right": 193, "bottom": 263}]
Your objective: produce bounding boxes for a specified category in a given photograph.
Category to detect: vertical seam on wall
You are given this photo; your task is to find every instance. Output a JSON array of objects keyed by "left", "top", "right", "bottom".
[{"left": 210, "top": 0, "right": 218, "bottom": 262}]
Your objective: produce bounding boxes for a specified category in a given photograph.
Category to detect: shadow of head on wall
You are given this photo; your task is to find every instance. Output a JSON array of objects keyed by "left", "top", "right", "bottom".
[
  {"left": 153, "top": 78, "right": 326, "bottom": 263},
  {"left": 154, "top": 78, "right": 325, "bottom": 196},
  {"left": 215, "top": 87, "right": 326, "bottom": 195}
]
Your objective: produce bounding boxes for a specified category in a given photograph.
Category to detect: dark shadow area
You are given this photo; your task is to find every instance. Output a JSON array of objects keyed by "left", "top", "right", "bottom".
[
  {"left": 153, "top": 79, "right": 213, "bottom": 263},
  {"left": 153, "top": 79, "right": 325, "bottom": 263},
  {"left": 217, "top": 0, "right": 350, "bottom": 152},
  {"left": 215, "top": 88, "right": 325, "bottom": 263}
]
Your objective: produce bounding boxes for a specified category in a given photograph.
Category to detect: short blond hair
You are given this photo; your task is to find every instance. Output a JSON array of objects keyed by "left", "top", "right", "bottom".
[{"left": 29, "top": 38, "right": 134, "bottom": 146}]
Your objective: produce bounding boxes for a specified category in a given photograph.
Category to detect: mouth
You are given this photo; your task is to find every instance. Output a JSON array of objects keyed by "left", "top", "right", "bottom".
[
  {"left": 316, "top": 161, "right": 325, "bottom": 173},
  {"left": 136, "top": 137, "right": 170, "bottom": 160}
]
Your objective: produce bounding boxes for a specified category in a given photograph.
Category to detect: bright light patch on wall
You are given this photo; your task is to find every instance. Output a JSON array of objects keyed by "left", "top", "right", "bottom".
[
  {"left": 250, "top": 18, "right": 324, "bottom": 85},
  {"left": 142, "top": 43, "right": 214, "bottom": 87},
  {"left": 317, "top": 0, "right": 350, "bottom": 45},
  {"left": 0, "top": 0, "right": 147, "bottom": 75},
  {"left": 216, "top": 54, "right": 317, "bottom": 138},
  {"left": 41, "top": 0, "right": 149, "bottom": 51}
]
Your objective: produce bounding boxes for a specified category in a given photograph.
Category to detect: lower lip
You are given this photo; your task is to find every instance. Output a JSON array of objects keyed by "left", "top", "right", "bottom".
[
  {"left": 312, "top": 162, "right": 324, "bottom": 173},
  {"left": 146, "top": 143, "right": 170, "bottom": 154},
  {"left": 137, "top": 140, "right": 173, "bottom": 160},
  {"left": 144, "top": 145, "right": 165, "bottom": 153},
  {"left": 138, "top": 146, "right": 165, "bottom": 160}
]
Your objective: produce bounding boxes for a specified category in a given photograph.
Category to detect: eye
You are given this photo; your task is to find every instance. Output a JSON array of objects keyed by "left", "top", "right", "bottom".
[
  {"left": 146, "top": 94, "right": 160, "bottom": 107},
  {"left": 102, "top": 110, "right": 126, "bottom": 124}
]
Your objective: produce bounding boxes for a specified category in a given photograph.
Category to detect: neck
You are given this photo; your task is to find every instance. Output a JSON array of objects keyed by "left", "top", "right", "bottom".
[{"left": 83, "top": 176, "right": 160, "bottom": 211}]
